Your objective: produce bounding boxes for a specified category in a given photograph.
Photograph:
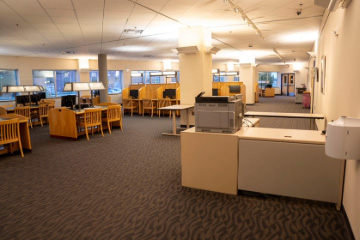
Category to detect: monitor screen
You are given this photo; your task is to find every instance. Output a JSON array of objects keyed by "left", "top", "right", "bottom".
[
  {"left": 38, "top": 92, "right": 46, "bottom": 99},
  {"left": 212, "top": 88, "right": 218, "bottom": 96},
  {"left": 16, "top": 95, "right": 29, "bottom": 106},
  {"left": 61, "top": 95, "right": 76, "bottom": 108},
  {"left": 229, "top": 85, "right": 241, "bottom": 94},
  {"left": 30, "top": 94, "right": 41, "bottom": 105},
  {"left": 163, "top": 89, "right": 176, "bottom": 99},
  {"left": 129, "top": 89, "right": 139, "bottom": 99}
]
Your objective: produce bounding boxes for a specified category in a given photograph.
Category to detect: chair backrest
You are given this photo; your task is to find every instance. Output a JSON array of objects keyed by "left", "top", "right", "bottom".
[
  {"left": 84, "top": 108, "right": 102, "bottom": 126},
  {"left": 39, "top": 104, "right": 54, "bottom": 116},
  {"left": 158, "top": 99, "right": 171, "bottom": 108},
  {"left": 106, "top": 105, "right": 121, "bottom": 122},
  {"left": 0, "top": 107, "right": 7, "bottom": 115},
  {"left": 15, "top": 106, "right": 31, "bottom": 118},
  {"left": 95, "top": 102, "right": 118, "bottom": 106},
  {"left": 142, "top": 99, "right": 153, "bottom": 108},
  {"left": 0, "top": 118, "right": 20, "bottom": 144},
  {"left": 122, "top": 99, "right": 133, "bottom": 108}
]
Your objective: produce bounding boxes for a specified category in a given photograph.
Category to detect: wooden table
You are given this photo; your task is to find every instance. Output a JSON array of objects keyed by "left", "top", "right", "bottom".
[
  {"left": 158, "top": 104, "right": 194, "bottom": 136},
  {"left": 244, "top": 111, "right": 325, "bottom": 129},
  {"left": 49, "top": 106, "right": 110, "bottom": 139},
  {"left": 0, "top": 114, "right": 32, "bottom": 155}
]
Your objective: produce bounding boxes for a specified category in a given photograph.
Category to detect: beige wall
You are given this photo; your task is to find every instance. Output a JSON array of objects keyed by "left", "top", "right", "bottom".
[{"left": 313, "top": 2, "right": 360, "bottom": 238}]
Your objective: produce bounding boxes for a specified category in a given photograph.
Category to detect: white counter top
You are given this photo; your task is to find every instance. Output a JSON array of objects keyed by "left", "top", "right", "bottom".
[{"left": 237, "top": 127, "right": 326, "bottom": 145}]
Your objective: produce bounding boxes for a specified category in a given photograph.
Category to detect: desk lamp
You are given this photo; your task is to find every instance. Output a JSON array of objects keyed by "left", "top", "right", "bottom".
[
  {"left": 1, "top": 85, "right": 44, "bottom": 106},
  {"left": 63, "top": 82, "right": 90, "bottom": 110},
  {"left": 89, "top": 82, "right": 105, "bottom": 107}
]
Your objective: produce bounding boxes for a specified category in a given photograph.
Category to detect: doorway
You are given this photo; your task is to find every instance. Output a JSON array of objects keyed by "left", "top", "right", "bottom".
[{"left": 281, "top": 73, "right": 295, "bottom": 96}]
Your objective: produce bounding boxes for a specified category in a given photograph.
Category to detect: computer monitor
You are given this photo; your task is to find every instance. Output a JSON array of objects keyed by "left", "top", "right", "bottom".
[
  {"left": 229, "top": 85, "right": 241, "bottom": 94},
  {"left": 16, "top": 95, "right": 29, "bottom": 106},
  {"left": 38, "top": 92, "right": 46, "bottom": 99},
  {"left": 61, "top": 95, "right": 76, "bottom": 108},
  {"left": 265, "top": 84, "right": 272, "bottom": 88},
  {"left": 212, "top": 88, "right": 219, "bottom": 96},
  {"left": 129, "top": 89, "right": 138, "bottom": 99},
  {"left": 30, "top": 94, "right": 40, "bottom": 105},
  {"left": 163, "top": 89, "right": 176, "bottom": 99}
]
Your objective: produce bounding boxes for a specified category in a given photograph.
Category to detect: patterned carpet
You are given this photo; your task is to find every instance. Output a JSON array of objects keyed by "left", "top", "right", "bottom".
[{"left": 0, "top": 96, "right": 354, "bottom": 239}]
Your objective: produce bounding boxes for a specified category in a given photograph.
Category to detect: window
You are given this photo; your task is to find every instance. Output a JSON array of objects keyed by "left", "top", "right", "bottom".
[
  {"left": 33, "top": 70, "right": 77, "bottom": 97},
  {"left": 90, "top": 70, "right": 123, "bottom": 94},
  {"left": 258, "top": 72, "right": 278, "bottom": 89},
  {"left": 0, "top": 69, "right": 19, "bottom": 101},
  {"left": 131, "top": 71, "right": 145, "bottom": 84}
]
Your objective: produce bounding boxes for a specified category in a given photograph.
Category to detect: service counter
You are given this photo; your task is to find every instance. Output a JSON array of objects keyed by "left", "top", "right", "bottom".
[{"left": 181, "top": 123, "right": 345, "bottom": 210}]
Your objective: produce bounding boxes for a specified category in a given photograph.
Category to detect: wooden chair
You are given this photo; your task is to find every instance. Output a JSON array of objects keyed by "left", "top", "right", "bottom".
[
  {"left": 0, "top": 118, "right": 24, "bottom": 157},
  {"left": 38, "top": 104, "right": 54, "bottom": 127},
  {"left": 142, "top": 99, "right": 156, "bottom": 117},
  {"left": 15, "top": 106, "right": 32, "bottom": 128},
  {"left": 123, "top": 99, "right": 138, "bottom": 116},
  {"left": 157, "top": 98, "right": 171, "bottom": 118},
  {"left": 78, "top": 108, "right": 103, "bottom": 140},
  {"left": 0, "top": 107, "right": 7, "bottom": 115},
  {"left": 102, "top": 105, "right": 122, "bottom": 133}
]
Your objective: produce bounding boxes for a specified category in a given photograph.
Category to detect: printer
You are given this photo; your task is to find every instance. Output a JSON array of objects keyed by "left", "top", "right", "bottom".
[{"left": 195, "top": 92, "right": 244, "bottom": 134}]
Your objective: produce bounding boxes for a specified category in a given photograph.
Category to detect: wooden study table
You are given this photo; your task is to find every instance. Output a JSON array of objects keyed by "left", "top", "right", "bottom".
[
  {"left": 0, "top": 114, "right": 32, "bottom": 155},
  {"left": 158, "top": 104, "right": 194, "bottom": 136},
  {"left": 49, "top": 106, "right": 110, "bottom": 139}
]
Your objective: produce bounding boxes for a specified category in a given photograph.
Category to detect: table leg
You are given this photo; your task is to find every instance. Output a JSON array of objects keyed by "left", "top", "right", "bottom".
[{"left": 172, "top": 111, "right": 177, "bottom": 134}]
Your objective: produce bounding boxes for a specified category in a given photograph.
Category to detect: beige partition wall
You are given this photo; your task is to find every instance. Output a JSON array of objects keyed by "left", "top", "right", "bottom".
[{"left": 240, "top": 63, "right": 255, "bottom": 104}]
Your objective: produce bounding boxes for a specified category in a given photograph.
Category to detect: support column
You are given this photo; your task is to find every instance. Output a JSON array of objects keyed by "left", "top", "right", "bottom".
[
  {"left": 98, "top": 53, "right": 109, "bottom": 103},
  {"left": 179, "top": 26, "right": 213, "bottom": 125},
  {"left": 239, "top": 54, "right": 256, "bottom": 104}
]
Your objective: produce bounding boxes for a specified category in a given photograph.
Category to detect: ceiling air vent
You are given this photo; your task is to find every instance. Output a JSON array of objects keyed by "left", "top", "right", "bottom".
[
  {"left": 124, "top": 29, "right": 144, "bottom": 34},
  {"left": 62, "top": 51, "right": 75, "bottom": 54}
]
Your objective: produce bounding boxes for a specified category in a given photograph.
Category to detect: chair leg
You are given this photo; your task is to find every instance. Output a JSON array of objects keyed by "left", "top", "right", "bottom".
[
  {"left": 40, "top": 116, "right": 43, "bottom": 127},
  {"left": 85, "top": 127, "right": 89, "bottom": 140},
  {"left": 100, "top": 123, "right": 104, "bottom": 137},
  {"left": 29, "top": 118, "right": 33, "bottom": 128},
  {"left": 107, "top": 121, "right": 111, "bottom": 134},
  {"left": 18, "top": 138, "right": 24, "bottom": 157}
]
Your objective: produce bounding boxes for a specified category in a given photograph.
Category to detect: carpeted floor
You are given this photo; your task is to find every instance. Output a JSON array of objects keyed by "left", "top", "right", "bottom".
[{"left": 0, "top": 96, "right": 354, "bottom": 239}]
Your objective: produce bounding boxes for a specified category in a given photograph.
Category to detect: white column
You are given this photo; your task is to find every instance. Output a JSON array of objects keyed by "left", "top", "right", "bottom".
[
  {"left": 179, "top": 26, "right": 213, "bottom": 125},
  {"left": 239, "top": 54, "right": 256, "bottom": 104}
]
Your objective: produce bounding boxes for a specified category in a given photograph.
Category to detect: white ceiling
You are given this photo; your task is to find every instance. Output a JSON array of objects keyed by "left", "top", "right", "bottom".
[{"left": 0, "top": 0, "right": 326, "bottom": 64}]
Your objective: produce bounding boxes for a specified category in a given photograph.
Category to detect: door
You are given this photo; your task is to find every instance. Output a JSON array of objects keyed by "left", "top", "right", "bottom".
[{"left": 281, "top": 73, "right": 295, "bottom": 96}]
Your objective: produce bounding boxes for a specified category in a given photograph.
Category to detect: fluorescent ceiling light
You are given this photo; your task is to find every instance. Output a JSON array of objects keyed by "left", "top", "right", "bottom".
[
  {"left": 1, "top": 85, "right": 44, "bottom": 93},
  {"left": 25, "top": 85, "right": 44, "bottom": 92}
]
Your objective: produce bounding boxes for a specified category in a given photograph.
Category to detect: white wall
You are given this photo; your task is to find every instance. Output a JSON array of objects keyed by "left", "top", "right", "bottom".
[{"left": 313, "top": 2, "right": 360, "bottom": 238}]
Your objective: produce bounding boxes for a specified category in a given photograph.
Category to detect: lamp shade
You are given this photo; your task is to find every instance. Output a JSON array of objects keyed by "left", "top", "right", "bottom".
[
  {"left": 325, "top": 116, "right": 360, "bottom": 160},
  {"left": 24, "top": 85, "right": 44, "bottom": 92},
  {"left": 89, "top": 82, "right": 105, "bottom": 90},
  {"left": 1, "top": 85, "right": 26, "bottom": 93},
  {"left": 63, "top": 82, "right": 90, "bottom": 91}
]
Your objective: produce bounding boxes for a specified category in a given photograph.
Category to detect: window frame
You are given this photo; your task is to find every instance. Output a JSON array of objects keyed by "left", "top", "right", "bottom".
[{"left": 0, "top": 69, "right": 19, "bottom": 101}]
